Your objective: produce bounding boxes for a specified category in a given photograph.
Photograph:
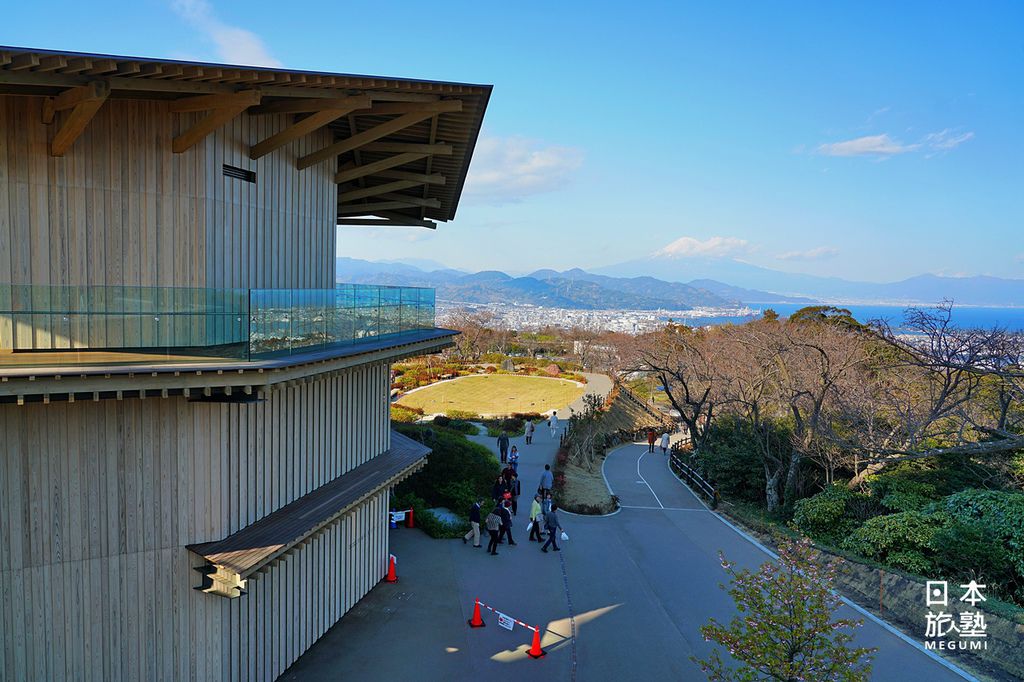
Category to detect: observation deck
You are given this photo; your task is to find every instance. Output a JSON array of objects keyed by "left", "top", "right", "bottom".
[{"left": 0, "top": 283, "right": 454, "bottom": 402}]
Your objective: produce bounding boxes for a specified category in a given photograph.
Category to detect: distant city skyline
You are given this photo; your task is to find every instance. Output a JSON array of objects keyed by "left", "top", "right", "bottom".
[{"left": 5, "top": 1, "right": 1022, "bottom": 281}]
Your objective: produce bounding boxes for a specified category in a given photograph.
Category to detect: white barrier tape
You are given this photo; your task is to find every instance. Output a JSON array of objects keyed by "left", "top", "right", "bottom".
[{"left": 475, "top": 600, "right": 538, "bottom": 632}]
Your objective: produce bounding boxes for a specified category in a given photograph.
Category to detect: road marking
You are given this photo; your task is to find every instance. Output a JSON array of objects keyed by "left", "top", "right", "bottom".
[
  {"left": 619, "top": 505, "right": 710, "bottom": 511},
  {"left": 636, "top": 449, "right": 665, "bottom": 509}
]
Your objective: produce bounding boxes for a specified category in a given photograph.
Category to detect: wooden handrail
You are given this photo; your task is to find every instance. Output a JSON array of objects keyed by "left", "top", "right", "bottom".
[{"left": 668, "top": 451, "right": 719, "bottom": 508}]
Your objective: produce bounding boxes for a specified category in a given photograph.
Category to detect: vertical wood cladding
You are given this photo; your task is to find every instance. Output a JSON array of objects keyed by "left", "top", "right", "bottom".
[
  {"left": 0, "top": 362, "right": 393, "bottom": 681},
  {"left": 0, "top": 95, "right": 338, "bottom": 349}
]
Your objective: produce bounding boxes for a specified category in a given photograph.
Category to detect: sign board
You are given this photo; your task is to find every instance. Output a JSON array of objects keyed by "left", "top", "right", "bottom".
[
  {"left": 390, "top": 511, "right": 406, "bottom": 523},
  {"left": 496, "top": 612, "right": 514, "bottom": 631}
]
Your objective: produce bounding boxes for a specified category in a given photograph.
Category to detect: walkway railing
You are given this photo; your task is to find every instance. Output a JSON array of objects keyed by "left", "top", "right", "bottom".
[
  {"left": 0, "top": 282, "right": 435, "bottom": 365},
  {"left": 668, "top": 444, "right": 719, "bottom": 508},
  {"left": 615, "top": 380, "right": 675, "bottom": 427}
]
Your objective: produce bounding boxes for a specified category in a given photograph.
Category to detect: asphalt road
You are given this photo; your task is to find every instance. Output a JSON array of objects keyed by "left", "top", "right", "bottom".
[{"left": 284, "top": 417, "right": 973, "bottom": 682}]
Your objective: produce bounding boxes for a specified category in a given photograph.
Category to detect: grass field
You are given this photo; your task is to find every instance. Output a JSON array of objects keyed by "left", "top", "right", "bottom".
[{"left": 396, "top": 374, "right": 584, "bottom": 416}]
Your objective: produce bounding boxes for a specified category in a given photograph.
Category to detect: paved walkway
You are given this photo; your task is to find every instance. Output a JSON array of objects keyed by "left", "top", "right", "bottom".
[{"left": 284, "top": 398, "right": 971, "bottom": 681}]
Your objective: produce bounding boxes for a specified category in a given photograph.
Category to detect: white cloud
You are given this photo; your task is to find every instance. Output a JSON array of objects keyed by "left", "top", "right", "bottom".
[
  {"left": 923, "top": 129, "right": 975, "bottom": 155},
  {"left": 463, "top": 135, "right": 583, "bottom": 205},
  {"left": 171, "top": 0, "right": 282, "bottom": 67},
  {"left": 816, "top": 128, "right": 974, "bottom": 159},
  {"left": 653, "top": 236, "right": 751, "bottom": 259},
  {"left": 816, "top": 134, "right": 919, "bottom": 157},
  {"left": 776, "top": 246, "right": 840, "bottom": 261}
]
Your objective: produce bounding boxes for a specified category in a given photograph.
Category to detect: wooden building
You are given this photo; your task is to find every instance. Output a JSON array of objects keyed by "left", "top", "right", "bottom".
[{"left": 0, "top": 47, "right": 490, "bottom": 681}]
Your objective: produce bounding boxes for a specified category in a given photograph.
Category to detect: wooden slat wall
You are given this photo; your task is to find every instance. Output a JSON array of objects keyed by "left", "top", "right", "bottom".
[
  {"left": 0, "top": 95, "right": 338, "bottom": 350},
  {"left": 0, "top": 361, "right": 392, "bottom": 681},
  {"left": 234, "top": 488, "right": 389, "bottom": 682}
]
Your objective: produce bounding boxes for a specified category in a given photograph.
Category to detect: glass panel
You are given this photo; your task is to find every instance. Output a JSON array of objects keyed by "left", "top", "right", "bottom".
[{"left": 0, "top": 282, "right": 436, "bottom": 366}]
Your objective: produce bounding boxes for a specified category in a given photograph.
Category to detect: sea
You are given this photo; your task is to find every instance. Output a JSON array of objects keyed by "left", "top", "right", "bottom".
[{"left": 675, "top": 304, "right": 1024, "bottom": 332}]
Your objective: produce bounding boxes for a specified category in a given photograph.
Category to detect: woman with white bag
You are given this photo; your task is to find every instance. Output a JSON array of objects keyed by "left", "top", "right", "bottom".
[{"left": 541, "top": 503, "right": 564, "bottom": 553}]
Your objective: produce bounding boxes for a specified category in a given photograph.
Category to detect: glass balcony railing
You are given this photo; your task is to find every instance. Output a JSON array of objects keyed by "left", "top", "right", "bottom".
[{"left": 0, "top": 283, "right": 436, "bottom": 367}]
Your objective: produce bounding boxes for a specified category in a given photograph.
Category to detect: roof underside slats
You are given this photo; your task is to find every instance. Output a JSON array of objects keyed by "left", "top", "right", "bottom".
[{"left": 0, "top": 46, "right": 491, "bottom": 226}]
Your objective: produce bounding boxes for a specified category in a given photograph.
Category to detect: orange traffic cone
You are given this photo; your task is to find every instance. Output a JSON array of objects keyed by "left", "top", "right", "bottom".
[
  {"left": 526, "top": 626, "right": 546, "bottom": 659},
  {"left": 384, "top": 554, "right": 398, "bottom": 583},
  {"left": 467, "top": 599, "right": 486, "bottom": 628},
  {"left": 406, "top": 509, "right": 415, "bottom": 528}
]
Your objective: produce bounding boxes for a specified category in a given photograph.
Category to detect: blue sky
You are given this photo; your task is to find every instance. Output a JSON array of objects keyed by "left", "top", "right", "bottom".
[{"left": 4, "top": 1, "right": 1023, "bottom": 282}]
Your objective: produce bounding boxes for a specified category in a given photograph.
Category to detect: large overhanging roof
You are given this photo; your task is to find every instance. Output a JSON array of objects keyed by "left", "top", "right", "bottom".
[{"left": 0, "top": 46, "right": 491, "bottom": 227}]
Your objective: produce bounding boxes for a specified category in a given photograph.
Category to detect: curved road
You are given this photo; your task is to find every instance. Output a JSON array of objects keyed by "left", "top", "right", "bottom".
[{"left": 286, "top": 394, "right": 972, "bottom": 681}]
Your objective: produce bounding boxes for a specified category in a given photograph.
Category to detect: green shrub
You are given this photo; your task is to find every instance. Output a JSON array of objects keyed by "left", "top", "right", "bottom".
[
  {"left": 841, "top": 510, "right": 948, "bottom": 575},
  {"left": 868, "top": 469, "right": 940, "bottom": 512},
  {"left": 393, "top": 423, "right": 499, "bottom": 517},
  {"left": 935, "top": 489, "right": 1024, "bottom": 602},
  {"left": 445, "top": 409, "right": 481, "bottom": 421},
  {"left": 792, "top": 484, "right": 867, "bottom": 543},
  {"left": 391, "top": 403, "right": 424, "bottom": 423},
  {"left": 391, "top": 491, "right": 466, "bottom": 539},
  {"left": 695, "top": 416, "right": 787, "bottom": 506}
]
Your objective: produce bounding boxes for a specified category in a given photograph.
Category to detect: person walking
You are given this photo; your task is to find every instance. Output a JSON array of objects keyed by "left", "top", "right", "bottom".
[
  {"left": 485, "top": 506, "right": 502, "bottom": 555},
  {"left": 538, "top": 464, "right": 554, "bottom": 497},
  {"left": 549, "top": 413, "right": 559, "bottom": 438},
  {"left": 508, "top": 445, "right": 520, "bottom": 473},
  {"left": 497, "top": 432, "right": 510, "bottom": 463},
  {"left": 541, "top": 503, "right": 563, "bottom": 553},
  {"left": 646, "top": 428, "right": 657, "bottom": 453},
  {"left": 491, "top": 475, "right": 506, "bottom": 504},
  {"left": 464, "top": 498, "right": 483, "bottom": 547},
  {"left": 497, "top": 500, "right": 515, "bottom": 545},
  {"left": 528, "top": 494, "right": 544, "bottom": 542},
  {"left": 510, "top": 471, "right": 521, "bottom": 516},
  {"left": 659, "top": 431, "right": 670, "bottom": 455},
  {"left": 525, "top": 420, "right": 535, "bottom": 445}
]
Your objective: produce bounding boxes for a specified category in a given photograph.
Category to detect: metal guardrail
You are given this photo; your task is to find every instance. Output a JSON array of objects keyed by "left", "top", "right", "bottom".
[{"left": 669, "top": 449, "right": 719, "bottom": 508}]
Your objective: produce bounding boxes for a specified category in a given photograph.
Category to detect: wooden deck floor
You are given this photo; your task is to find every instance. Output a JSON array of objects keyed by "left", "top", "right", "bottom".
[{"left": 187, "top": 430, "right": 430, "bottom": 579}]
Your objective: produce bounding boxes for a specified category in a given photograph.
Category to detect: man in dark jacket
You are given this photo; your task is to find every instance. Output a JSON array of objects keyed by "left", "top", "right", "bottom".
[
  {"left": 509, "top": 472, "right": 522, "bottom": 516},
  {"left": 541, "top": 503, "right": 563, "bottom": 553},
  {"left": 497, "top": 500, "right": 515, "bottom": 546},
  {"left": 463, "top": 498, "right": 483, "bottom": 547},
  {"left": 497, "top": 432, "right": 510, "bottom": 463},
  {"left": 491, "top": 475, "right": 506, "bottom": 504}
]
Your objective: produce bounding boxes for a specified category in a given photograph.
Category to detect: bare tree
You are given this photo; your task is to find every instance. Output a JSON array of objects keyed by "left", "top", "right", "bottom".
[
  {"left": 833, "top": 303, "right": 1024, "bottom": 485},
  {"left": 631, "top": 324, "right": 721, "bottom": 452}
]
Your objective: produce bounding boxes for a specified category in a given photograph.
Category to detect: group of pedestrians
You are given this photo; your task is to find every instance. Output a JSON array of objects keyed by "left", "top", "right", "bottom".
[
  {"left": 646, "top": 428, "right": 671, "bottom": 454},
  {"left": 462, "top": 416, "right": 565, "bottom": 556}
]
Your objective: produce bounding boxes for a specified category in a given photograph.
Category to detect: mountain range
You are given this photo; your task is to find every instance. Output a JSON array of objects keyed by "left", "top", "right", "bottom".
[
  {"left": 338, "top": 255, "right": 1024, "bottom": 309},
  {"left": 336, "top": 258, "right": 812, "bottom": 310},
  {"left": 595, "top": 255, "right": 1024, "bottom": 307}
]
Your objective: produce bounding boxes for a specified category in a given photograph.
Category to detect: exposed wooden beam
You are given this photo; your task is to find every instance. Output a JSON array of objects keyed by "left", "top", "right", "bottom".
[
  {"left": 374, "top": 193, "right": 441, "bottom": 209},
  {"left": 36, "top": 56, "right": 68, "bottom": 73},
  {"left": 337, "top": 201, "right": 423, "bottom": 214},
  {"left": 8, "top": 53, "right": 40, "bottom": 71},
  {"left": 351, "top": 100, "right": 463, "bottom": 116},
  {"left": 48, "top": 82, "right": 111, "bottom": 156},
  {"left": 375, "top": 170, "right": 446, "bottom": 185},
  {"left": 43, "top": 80, "right": 111, "bottom": 124},
  {"left": 359, "top": 142, "right": 452, "bottom": 155},
  {"left": 333, "top": 152, "right": 427, "bottom": 184},
  {"left": 173, "top": 103, "right": 254, "bottom": 153},
  {"left": 168, "top": 90, "right": 262, "bottom": 113},
  {"left": 338, "top": 217, "right": 438, "bottom": 229},
  {"left": 251, "top": 95, "right": 371, "bottom": 115},
  {"left": 299, "top": 112, "right": 435, "bottom": 170},
  {"left": 340, "top": 180, "right": 422, "bottom": 202},
  {"left": 249, "top": 107, "right": 356, "bottom": 160},
  {"left": 84, "top": 59, "right": 118, "bottom": 76}
]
